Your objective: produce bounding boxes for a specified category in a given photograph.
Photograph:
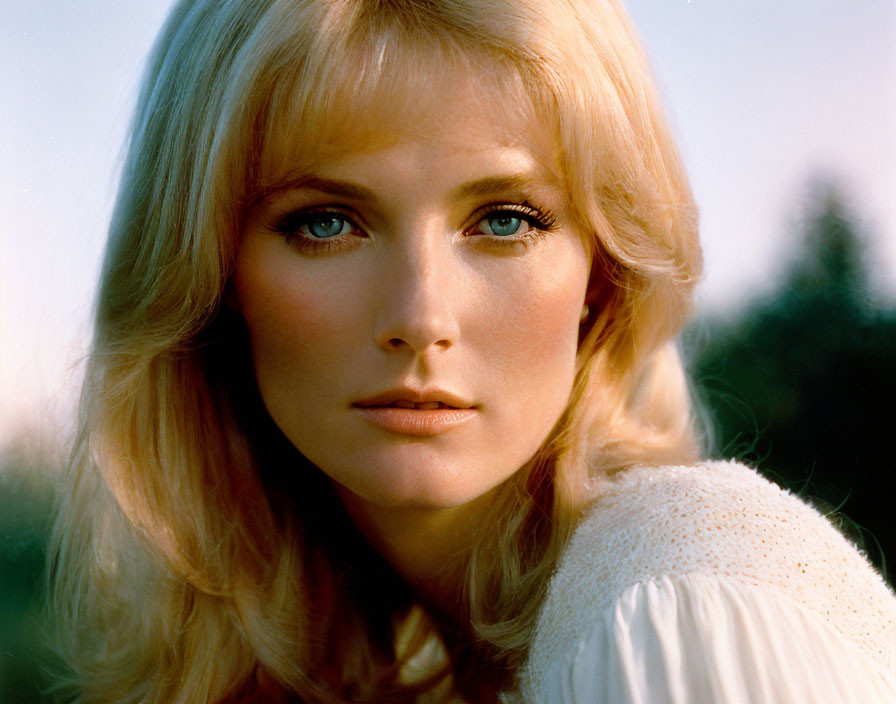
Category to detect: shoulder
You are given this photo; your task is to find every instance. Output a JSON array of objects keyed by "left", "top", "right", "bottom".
[
  {"left": 546, "top": 460, "right": 895, "bottom": 633},
  {"left": 515, "top": 460, "right": 896, "bottom": 701}
]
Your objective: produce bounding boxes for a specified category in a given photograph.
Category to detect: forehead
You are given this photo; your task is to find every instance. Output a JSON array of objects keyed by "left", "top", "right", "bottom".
[{"left": 253, "top": 49, "right": 560, "bottom": 194}]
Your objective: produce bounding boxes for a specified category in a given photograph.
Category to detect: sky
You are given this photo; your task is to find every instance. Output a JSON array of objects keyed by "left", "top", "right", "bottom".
[{"left": 2, "top": 0, "right": 894, "bottom": 444}]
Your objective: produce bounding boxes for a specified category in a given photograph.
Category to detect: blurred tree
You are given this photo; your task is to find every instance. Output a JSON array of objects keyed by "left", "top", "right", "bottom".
[
  {"left": 0, "top": 442, "right": 64, "bottom": 703},
  {"left": 686, "top": 181, "right": 895, "bottom": 583}
]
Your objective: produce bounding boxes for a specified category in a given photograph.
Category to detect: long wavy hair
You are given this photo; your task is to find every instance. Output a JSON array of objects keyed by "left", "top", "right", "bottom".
[{"left": 49, "top": 0, "right": 702, "bottom": 701}]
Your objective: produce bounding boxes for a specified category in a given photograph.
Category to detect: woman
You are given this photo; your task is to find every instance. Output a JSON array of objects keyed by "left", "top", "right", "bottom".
[{"left": 49, "top": 0, "right": 896, "bottom": 702}]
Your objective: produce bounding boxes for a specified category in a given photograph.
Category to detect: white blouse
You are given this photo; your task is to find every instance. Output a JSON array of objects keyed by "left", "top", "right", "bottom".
[{"left": 505, "top": 461, "right": 896, "bottom": 703}]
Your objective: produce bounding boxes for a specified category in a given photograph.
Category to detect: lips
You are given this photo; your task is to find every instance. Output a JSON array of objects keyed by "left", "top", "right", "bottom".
[
  {"left": 370, "top": 400, "right": 456, "bottom": 409},
  {"left": 353, "top": 405, "right": 477, "bottom": 436},
  {"left": 352, "top": 386, "right": 477, "bottom": 436},
  {"left": 353, "top": 387, "right": 474, "bottom": 410}
]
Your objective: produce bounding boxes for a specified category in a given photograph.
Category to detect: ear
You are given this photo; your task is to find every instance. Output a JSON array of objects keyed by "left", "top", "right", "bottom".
[{"left": 584, "top": 249, "right": 615, "bottom": 309}]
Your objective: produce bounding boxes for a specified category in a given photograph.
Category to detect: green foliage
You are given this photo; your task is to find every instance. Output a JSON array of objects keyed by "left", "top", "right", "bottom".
[
  {"left": 686, "top": 183, "right": 895, "bottom": 583},
  {"left": 0, "top": 447, "right": 65, "bottom": 703}
]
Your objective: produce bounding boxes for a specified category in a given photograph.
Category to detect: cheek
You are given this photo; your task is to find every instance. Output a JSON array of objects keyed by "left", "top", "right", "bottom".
[
  {"left": 461, "top": 241, "right": 588, "bottom": 475},
  {"left": 233, "top": 239, "right": 359, "bottom": 398},
  {"left": 477, "top": 247, "right": 587, "bottom": 384}
]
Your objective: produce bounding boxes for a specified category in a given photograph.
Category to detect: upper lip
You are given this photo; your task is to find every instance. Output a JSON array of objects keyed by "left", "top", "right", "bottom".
[{"left": 353, "top": 386, "right": 475, "bottom": 409}]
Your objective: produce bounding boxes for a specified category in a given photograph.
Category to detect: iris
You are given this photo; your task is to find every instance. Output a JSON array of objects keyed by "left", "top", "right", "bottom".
[
  {"left": 487, "top": 215, "right": 522, "bottom": 236},
  {"left": 309, "top": 215, "right": 348, "bottom": 238}
]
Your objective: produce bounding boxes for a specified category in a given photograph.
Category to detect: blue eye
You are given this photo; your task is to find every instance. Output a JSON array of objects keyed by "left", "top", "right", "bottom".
[
  {"left": 270, "top": 208, "right": 367, "bottom": 253},
  {"left": 477, "top": 211, "right": 540, "bottom": 238},
  {"left": 470, "top": 204, "right": 558, "bottom": 245},
  {"left": 306, "top": 214, "right": 351, "bottom": 239},
  {"left": 483, "top": 215, "right": 524, "bottom": 237}
]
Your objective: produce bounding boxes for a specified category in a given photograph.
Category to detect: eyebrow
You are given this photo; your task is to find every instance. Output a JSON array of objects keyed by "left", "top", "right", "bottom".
[
  {"left": 278, "top": 176, "right": 379, "bottom": 203},
  {"left": 454, "top": 174, "right": 545, "bottom": 200},
  {"left": 268, "top": 172, "right": 555, "bottom": 205}
]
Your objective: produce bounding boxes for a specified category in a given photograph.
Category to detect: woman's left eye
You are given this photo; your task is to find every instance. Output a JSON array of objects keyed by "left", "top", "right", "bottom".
[
  {"left": 471, "top": 205, "right": 557, "bottom": 241},
  {"left": 477, "top": 214, "right": 531, "bottom": 237}
]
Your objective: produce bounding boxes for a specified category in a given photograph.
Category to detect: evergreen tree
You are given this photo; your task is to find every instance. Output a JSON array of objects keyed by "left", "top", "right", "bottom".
[{"left": 688, "top": 182, "right": 896, "bottom": 582}]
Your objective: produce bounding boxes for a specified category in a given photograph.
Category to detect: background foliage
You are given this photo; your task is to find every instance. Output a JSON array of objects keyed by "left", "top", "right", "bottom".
[
  {"left": 0, "top": 443, "right": 61, "bottom": 702},
  {"left": 686, "top": 182, "right": 894, "bottom": 582}
]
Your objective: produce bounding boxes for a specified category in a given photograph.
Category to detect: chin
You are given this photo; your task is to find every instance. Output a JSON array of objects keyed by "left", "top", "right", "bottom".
[{"left": 335, "top": 456, "right": 508, "bottom": 511}]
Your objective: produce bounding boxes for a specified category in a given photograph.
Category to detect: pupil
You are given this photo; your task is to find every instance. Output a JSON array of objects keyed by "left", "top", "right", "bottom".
[
  {"left": 490, "top": 215, "right": 521, "bottom": 236},
  {"left": 310, "top": 216, "right": 344, "bottom": 238}
]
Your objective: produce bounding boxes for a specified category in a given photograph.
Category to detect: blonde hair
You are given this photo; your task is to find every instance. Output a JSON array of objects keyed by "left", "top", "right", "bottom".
[{"left": 50, "top": 0, "right": 702, "bottom": 701}]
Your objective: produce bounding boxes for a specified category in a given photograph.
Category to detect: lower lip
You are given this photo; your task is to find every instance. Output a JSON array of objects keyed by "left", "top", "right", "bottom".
[{"left": 353, "top": 406, "right": 477, "bottom": 436}]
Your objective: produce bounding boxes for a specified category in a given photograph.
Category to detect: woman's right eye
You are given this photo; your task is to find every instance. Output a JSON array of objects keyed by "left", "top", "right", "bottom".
[
  {"left": 270, "top": 210, "right": 365, "bottom": 251},
  {"left": 302, "top": 213, "right": 354, "bottom": 239},
  {"left": 278, "top": 212, "right": 356, "bottom": 239}
]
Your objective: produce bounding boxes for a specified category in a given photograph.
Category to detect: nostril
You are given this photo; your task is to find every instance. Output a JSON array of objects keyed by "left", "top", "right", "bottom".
[
  {"left": 374, "top": 305, "right": 459, "bottom": 353},
  {"left": 382, "top": 336, "right": 451, "bottom": 352}
]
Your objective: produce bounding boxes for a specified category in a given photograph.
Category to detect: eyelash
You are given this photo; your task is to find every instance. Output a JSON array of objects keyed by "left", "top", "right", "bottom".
[{"left": 269, "top": 202, "right": 559, "bottom": 254}]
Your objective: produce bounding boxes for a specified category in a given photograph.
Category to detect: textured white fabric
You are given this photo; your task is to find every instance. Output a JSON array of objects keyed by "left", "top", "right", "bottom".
[
  {"left": 548, "top": 574, "right": 895, "bottom": 703},
  {"left": 505, "top": 460, "right": 896, "bottom": 703}
]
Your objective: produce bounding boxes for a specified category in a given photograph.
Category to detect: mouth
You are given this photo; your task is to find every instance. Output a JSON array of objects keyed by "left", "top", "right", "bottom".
[
  {"left": 352, "top": 390, "right": 477, "bottom": 436},
  {"left": 354, "top": 400, "right": 460, "bottom": 410},
  {"left": 352, "top": 387, "right": 474, "bottom": 410}
]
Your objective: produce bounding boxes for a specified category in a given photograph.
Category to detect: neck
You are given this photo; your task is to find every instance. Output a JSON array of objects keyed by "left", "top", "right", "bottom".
[
  {"left": 334, "top": 485, "right": 499, "bottom": 620},
  {"left": 334, "top": 484, "right": 526, "bottom": 702}
]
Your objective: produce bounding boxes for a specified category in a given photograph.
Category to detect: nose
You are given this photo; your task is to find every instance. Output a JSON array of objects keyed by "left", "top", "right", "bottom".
[{"left": 373, "top": 231, "right": 461, "bottom": 355}]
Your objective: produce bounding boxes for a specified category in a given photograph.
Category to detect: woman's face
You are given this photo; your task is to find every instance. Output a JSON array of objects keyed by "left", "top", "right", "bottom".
[{"left": 234, "top": 81, "right": 592, "bottom": 511}]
